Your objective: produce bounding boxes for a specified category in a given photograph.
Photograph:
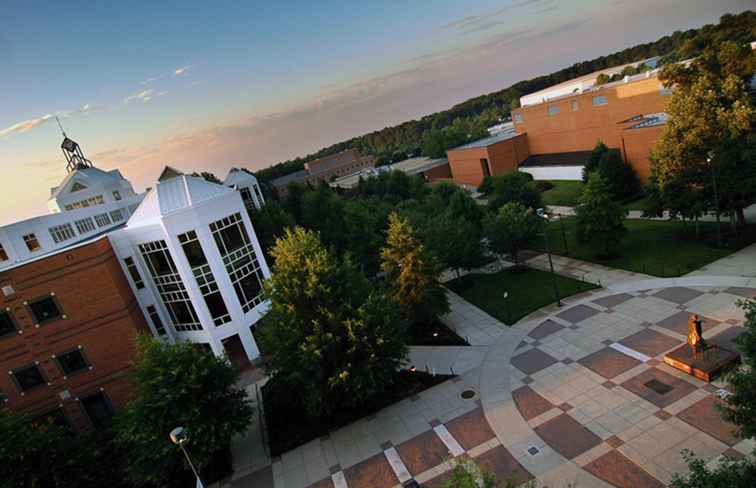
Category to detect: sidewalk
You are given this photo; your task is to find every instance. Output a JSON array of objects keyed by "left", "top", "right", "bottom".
[
  {"left": 525, "top": 252, "right": 652, "bottom": 288},
  {"left": 686, "top": 242, "right": 756, "bottom": 278},
  {"left": 548, "top": 202, "right": 756, "bottom": 223}
]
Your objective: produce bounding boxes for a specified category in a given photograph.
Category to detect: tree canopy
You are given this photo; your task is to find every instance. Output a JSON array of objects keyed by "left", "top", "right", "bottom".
[{"left": 575, "top": 172, "right": 628, "bottom": 257}]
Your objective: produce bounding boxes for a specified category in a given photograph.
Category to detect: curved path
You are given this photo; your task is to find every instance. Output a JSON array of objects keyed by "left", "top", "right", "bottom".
[{"left": 479, "top": 276, "right": 756, "bottom": 487}]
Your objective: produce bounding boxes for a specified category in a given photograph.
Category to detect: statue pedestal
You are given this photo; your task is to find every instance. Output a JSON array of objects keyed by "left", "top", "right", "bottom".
[{"left": 663, "top": 345, "right": 739, "bottom": 382}]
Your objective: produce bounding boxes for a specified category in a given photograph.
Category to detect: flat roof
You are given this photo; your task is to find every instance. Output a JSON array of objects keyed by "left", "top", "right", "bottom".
[
  {"left": 449, "top": 130, "right": 520, "bottom": 151},
  {"left": 270, "top": 169, "right": 309, "bottom": 187},
  {"left": 519, "top": 151, "right": 593, "bottom": 168},
  {"left": 390, "top": 157, "right": 448, "bottom": 174}
]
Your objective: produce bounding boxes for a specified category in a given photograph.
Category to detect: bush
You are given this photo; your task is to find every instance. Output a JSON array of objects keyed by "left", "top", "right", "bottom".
[
  {"left": 487, "top": 171, "right": 542, "bottom": 210},
  {"left": 534, "top": 180, "right": 554, "bottom": 192}
]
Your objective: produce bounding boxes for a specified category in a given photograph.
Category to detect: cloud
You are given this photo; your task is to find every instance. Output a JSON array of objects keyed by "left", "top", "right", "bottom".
[
  {"left": 0, "top": 113, "right": 57, "bottom": 139},
  {"left": 124, "top": 88, "right": 154, "bottom": 103},
  {"left": 173, "top": 65, "right": 194, "bottom": 76},
  {"left": 140, "top": 75, "right": 166, "bottom": 85},
  {"left": 443, "top": 0, "right": 550, "bottom": 35}
]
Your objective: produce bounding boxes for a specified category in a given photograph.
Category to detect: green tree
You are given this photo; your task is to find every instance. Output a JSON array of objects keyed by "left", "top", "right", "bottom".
[
  {"left": 670, "top": 449, "right": 756, "bottom": 488},
  {"left": 248, "top": 199, "right": 295, "bottom": 259},
  {"left": 484, "top": 202, "right": 541, "bottom": 268},
  {"left": 259, "top": 228, "right": 407, "bottom": 418},
  {"left": 488, "top": 171, "right": 543, "bottom": 210},
  {"left": 719, "top": 299, "right": 756, "bottom": 438},
  {"left": 583, "top": 141, "right": 610, "bottom": 182},
  {"left": 115, "top": 336, "right": 253, "bottom": 487},
  {"left": 381, "top": 213, "right": 449, "bottom": 327},
  {"left": 651, "top": 41, "right": 756, "bottom": 227},
  {"left": 576, "top": 172, "right": 628, "bottom": 257},
  {"left": 596, "top": 147, "right": 641, "bottom": 200}
]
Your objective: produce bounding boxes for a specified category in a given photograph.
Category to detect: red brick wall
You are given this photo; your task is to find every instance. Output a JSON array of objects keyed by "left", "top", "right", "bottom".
[
  {"left": 447, "top": 134, "right": 529, "bottom": 187},
  {"left": 423, "top": 162, "right": 452, "bottom": 181},
  {"left": 621, "top": 125, "right": 665, "bottom": 183},
  {"left": 0, "top": 237, "right": 148, "bottom": 431}
]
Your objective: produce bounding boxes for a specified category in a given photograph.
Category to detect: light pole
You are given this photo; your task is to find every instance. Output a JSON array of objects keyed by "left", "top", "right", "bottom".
[
  {"left": 503, "top": 291, "right": 511, "bottom": 324},
  {"left": 170, "top": 427, "right": 204, "bottom": 488},
  {"left": 707, "top": 152, "right": 723, "bottom": 247},
  {"left": 537, "top": 209, "right": 562, "bottom": 307},
  {"left": 557, "top": 213, "right": 568, "bottom": 255}
]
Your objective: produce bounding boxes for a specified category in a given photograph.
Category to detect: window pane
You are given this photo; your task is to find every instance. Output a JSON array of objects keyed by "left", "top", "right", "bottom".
[
  {"left": 146, "top": 305, "right": 166, "bottom": 335},
  {"left": 0, "top": 244, "right": 7, "bottom": 261},
  {"left": 168, "top": 301, "right": 198, "bottom": 326},
  {"left": 81, "top": 392, "right": 112, "bottom": 429},
  {"left": 57, "top": 350, "right": 88, "bottom": 375},
  {"left": 146, "top": 251, "right": 173, "bottom": 276},
  {"left": 221, "top": 225, "right": 246, "bottom": 252},
  {"left": 204, "top": 291, "right": 230, "bottom": 321},
  {"left": 14, "top": 365, "right": 45, "bottom": 391},
  {"left": 28, "top": 297, "right": 62, "bottom": 324},
  {"left": 181, "top": 239, "right": 208, "bottom": 268},
  {"left": 0, "top": 311, "right": 16, "bottom": 336}
]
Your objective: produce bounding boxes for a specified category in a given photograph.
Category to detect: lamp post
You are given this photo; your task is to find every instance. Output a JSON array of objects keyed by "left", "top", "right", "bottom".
[
  {"left": 557, "top": 213, "right": 568, "bottom": 255},
  {"left": 503, "top": 291, "right": 511, "bottom": 324},
  {"left": 537, "top": 209, "right": 562, "bottom": 307},
  {"left": 170, "top": 427, "right": 204, "bottom": 488},
  {"left": 707, "top": 152, "right": 723, "bottom": 247}
]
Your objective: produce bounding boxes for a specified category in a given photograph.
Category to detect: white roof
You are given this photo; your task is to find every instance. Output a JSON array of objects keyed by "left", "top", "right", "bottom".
[
  {"left": 128, "top": 172, "right": 233, "bottom": 226},
  {"left": 49, "top": 166, "right": 125, "bottom": 199},
  {"left": 223, "top": 167, "right": 258, "bottom": 187}
]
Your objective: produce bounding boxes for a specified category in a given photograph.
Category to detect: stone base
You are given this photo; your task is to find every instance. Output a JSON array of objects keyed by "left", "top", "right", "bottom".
[{"left": 663, "top": 345, "right": 739, "bottom": 382}]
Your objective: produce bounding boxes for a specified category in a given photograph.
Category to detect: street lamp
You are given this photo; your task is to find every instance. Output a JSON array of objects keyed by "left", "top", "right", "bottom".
[
  {"left": 170, "top": 427, "right": 204, "bottom": 488},
  {"left": 503, "top": 291, "right": 511, "bottom": 324},
  {"left": 537, "top": 209, "right": 562, "bottom": 307},
  {"left": 556, "top": 212, "right": 568, "bottom": 255},
  {"left": 707, "top": 151, "right": 723, "bottom": 247}
]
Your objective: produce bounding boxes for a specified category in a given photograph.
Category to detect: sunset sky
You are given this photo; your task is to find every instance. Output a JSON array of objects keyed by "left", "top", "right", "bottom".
[{"left": 1, "top": 0, "right": 751, "bottom": 224}]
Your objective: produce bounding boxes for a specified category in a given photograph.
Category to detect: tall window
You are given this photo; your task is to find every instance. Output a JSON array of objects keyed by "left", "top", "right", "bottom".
[
  {"left": 571, "top": 100, "right": 579, "bottom": 111},
  {"left": 94, "top": 213, "right": 112, "bottom": 228},
  {"left": 592, "top": 95, "right": 608, "bottom": 106},
  {"left": 139, "top": 240, "right": 201, "bottom": 331},
  {"left": 12, "top": 364, "right": 46, "bottom": 392},
  {"left": 23, "top": 234, "right": 41, "bottom": 252},
  {"left": 27, "top": 296, "right": 63, "bottom": 325},
  {"left": 0, "top": 243, "right": 9, "bottom": 261},
  {"left": 210, "top": 213, "right": 265, "bottom": 313},
  {"left": 81, "top": 391, "right": 112, "bottom": 429},
  {"left": 253, "top": 184, "right": 264, "bottom": 207},
  {"left": 75, "top": 217, "right": 96, "bottom": 234},
  {"left": 109, "top": 209, "right": 124, "bottom": 222},
  {"left": 239, "top": 187, "right": 255, "bottom": 210},
  {"left": 49, "top": 223, "right": 76, "bottom": 244},
  {"left": 123, "top": 257, "right": 145, "bottom": 289},
  {"left": 0, "top": 311, "right": 17, "bottom": 337},
  {"left": 178, "top": 231, "right": 231, "bottom": 326},
  {"left": 146, "top": 305, "right": 167, "bottom": 336},
  {"left": 548, "top": 105, "right": 560, "bottom": 116},
  {"left": 113, "top": 190, "right": 122, "bottom": 201},
  {"left": 55, "top": 348, "right": 89, "bottom": 376}
]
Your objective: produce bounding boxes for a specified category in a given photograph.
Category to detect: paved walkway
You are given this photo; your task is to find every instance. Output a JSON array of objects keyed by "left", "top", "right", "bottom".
[
  {"left": 525, "top": 253, "right": 652, "bottom": 288},
  {"left": 547, "top": 202, "right": 756, "bottom": 223},
  {"left": 686, "top": 242, "right": 756, "bottom": 278}
]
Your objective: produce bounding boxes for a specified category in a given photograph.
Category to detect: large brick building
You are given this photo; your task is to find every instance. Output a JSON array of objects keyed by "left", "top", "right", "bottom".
[
  {"left": 271, "top": 148, "right": 375, "bottom": 198},
  {"left": 446, "top": 61, "right": 671, "bottom": 187}
]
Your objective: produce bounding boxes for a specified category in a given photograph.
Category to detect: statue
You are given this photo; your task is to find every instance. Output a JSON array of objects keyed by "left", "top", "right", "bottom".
[{"left": 687, "top": 314, "right": 706, "bottom": 354}]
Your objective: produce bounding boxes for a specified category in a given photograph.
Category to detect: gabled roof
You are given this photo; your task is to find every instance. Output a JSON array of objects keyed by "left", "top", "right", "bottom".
[
  {"left": 158, "top": 166, "right": 184, "bottom": 181},
  {"left": 127, "top": 172, "right": 234, "bottom": 226},
  {"left": 49, "top": 166, "right": 125, "bottom": 199},
  {"left": 223, "top": 167, "right": 258, "bottom": 187}
]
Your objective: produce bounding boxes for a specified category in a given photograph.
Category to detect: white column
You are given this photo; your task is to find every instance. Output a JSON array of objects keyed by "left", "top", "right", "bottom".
[
  {"left": 208, "top": 338, "right": 226, "bottom": 359},
  {"left": 237, "top": 326, "right": 260, "bottom": 361}
]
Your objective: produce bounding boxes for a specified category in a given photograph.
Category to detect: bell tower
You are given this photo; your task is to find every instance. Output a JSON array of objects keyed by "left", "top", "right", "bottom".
[{"left": 56, "top": 116, "right": 93, "bottom": 173}]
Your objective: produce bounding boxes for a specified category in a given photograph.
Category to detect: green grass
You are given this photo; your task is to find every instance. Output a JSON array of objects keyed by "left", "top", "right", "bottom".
[
  {"left": 622, "top": 194, "right": 653, "bottom": 212},
  {"left": 535, "top": 217, "right": 756, "bottom": 277},
  {"left": 541, "top": 180, "right": 585, "bottom": 206},
  {"left": 447, "top": 267, "right": 597, "bottom": 325}
]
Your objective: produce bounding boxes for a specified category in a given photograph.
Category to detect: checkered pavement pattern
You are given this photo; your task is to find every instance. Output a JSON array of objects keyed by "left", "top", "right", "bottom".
[{"left": 509, "top": 286, "right": 755, "bottom": 486}]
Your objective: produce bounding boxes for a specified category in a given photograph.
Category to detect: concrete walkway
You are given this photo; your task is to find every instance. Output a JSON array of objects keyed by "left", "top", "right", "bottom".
[
  {"left": 547, "top": 202, "right": 756, "bottom": 223},
  {"left": 525, "top": 253, "right": 652, "bottom": 288},
  {"left": 686, "top": 242, "right": 756, "bottom": 278}
]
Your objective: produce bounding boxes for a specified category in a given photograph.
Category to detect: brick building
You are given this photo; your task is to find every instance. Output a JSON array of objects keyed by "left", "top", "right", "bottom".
[
  {"left": 271, "top": 148, "right": 375, "bottom": 198},
  {"left": 0, "top": 236, "right": 148, "bottom": 431},
  {"left": 446, "top": 61, "right": 672, "bottom": 187}
]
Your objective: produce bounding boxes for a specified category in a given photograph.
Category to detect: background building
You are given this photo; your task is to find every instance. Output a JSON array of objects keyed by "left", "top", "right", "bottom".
[
  {"left": 329, "top": 156, "right": 451, "bottom": 190},
  {"left": 271, "top": 148, "right": 375, "bottom": 197},
  {"left": 446, "top": 131, "right": 529, "bottom": 187}
]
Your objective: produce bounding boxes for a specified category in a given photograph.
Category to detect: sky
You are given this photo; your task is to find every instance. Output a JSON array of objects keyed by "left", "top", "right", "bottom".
[{"left": 0, "top": 0, "right": 752, "bottom": 224}]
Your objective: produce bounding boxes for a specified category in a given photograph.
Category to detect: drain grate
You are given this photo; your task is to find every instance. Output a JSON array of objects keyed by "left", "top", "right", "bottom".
[
  {"left": 644, "top": 379, "right": 673, "bottom": 395},
  {"left": 527, "top": 446, "right": 540, "bottom": 456},
  {"left": 461, "top": 389, "right": 476, "bottom": 400}
]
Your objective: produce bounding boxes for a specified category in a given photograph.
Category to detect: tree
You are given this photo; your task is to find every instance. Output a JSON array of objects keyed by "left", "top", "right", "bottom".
[
  {"left": 651, "top": 41, "right": 756, "bottom": 227},
  {"left": 583, "top": 141, "right": 609, "bottom": 182},
  {"left": 259, "top": 228, "right": 407, "bottom": 418},
  {"left": 575, "top": 172, "right": 628, "bottom": 257},
  {"left": 670, "top": 449, "right": 756, "bottom": 488},
  {"left": 487, "top": 171, "right": 542, "bottom": 210},
  {"left": 596, "top": 147, "right": 641, "bottom": 200},
  {"left": 484, "top": 203, "right": 540, "bottom": 268},
  {"left": 191, "top": 171, "right": 222, "bottom": 184},
  {"left": 248, "top": 199, "right": 294, "bottom": 259},
  {"left": 381, "top": 213, "right": 449, "bottom": 327},
  {"left": 719, "top": 299, "right": 756, "bottom": 438},
  {"left": 115, "top": 336, "right": 253, "bottom": 487}
]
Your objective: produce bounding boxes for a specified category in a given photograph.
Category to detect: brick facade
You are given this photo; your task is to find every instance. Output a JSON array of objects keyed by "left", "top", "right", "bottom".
[
  {"left": 0, "top": 236, "right": 148, "bottom": 431},
  {"left": 446, "top": 134, "right": 529, "bottom": 187}
]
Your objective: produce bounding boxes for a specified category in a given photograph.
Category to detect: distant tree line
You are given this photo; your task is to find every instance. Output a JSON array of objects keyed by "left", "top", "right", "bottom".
[{"left": 254, "top": 11, "right": 755, "bottom": 184}]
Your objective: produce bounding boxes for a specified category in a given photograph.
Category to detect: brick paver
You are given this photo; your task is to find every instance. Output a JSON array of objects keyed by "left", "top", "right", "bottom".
[
  {"left": 556, "top": 304, "right": 601, "bottom": 324},
  {"left": 655, "top": 311, "right": 719, "bottom": 335},
  {"left": 528, "top": 319, "right": 565, "bottom": 340},
  {"left": 511, "top": 348, "right": 558, "bottom": 375},
  {"left": 343, "top": 453, "right": 398, "bottom": 488},
  {"left": 395, "top": 430, "right": 451, "bottom": 476},
  {"left": 512, "top": 386, "right": 554, "bottom": 421},
  {"left": 620, "top": 367, "right": 697, "bottom": 408},
  {"left": 475, "top": 445, "right": 533, "bottom": 485},
  {"left": 444, "top": 408, "right": 496, "bottom": 451},
  {"left": 534, "top": 414, "right": 602, "bottom": 459},
  {"left": 578, "top": 347, "right": 641, "bottom": 379},
  {"left": 677, "top": 396, "right": 740, "bottom": 446},
  {"left": 653, "top": 287, "right": 705, "bottom": 304},
  {"left": 584, "top": 450, "right": 665, "bottom": 488},
  {"left": 619, "top": 329, "right": 682, "bottom": 357}
]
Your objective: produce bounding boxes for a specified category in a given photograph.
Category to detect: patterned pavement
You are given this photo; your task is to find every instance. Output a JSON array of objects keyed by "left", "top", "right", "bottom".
[{"left": 233, "top": 278, "right": 756, "bottom": 488}]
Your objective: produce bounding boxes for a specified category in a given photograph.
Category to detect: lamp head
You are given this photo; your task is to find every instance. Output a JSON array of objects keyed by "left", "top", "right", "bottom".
[{"left": 170, "top": 427, "right": 189, "bottom": 446}]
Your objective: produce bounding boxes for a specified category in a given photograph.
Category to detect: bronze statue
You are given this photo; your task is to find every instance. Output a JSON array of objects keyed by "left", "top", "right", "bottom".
[{"left": 687, "top": 314, "right": 706, "bottom": 354}]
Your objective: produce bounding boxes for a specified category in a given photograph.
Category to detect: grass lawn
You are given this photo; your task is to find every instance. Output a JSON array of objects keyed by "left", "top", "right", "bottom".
[
  {"left": 541, "top": 180, "right": 585, "bottom": 206},
  {"left": 622, "top": 194, "right": 653, "bottom": 212},
  {"left": 534, "top": 217, "right": 756, "bottom": 277},
  {"left": 446, "top": 267, "right": 597, "bottom": 325}
]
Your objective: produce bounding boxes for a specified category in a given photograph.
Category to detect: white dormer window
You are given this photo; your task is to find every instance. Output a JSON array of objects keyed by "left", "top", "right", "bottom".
[
  {"left": 23, "top": 234, "right": 41, "bottom": 252},
  {"left": 113, "top": 190, "right": 122, "bottom": 201}
]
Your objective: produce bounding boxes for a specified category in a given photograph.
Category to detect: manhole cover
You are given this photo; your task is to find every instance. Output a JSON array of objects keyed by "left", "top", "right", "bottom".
[
  {"left": 644, "top": 379, "right": 673, "bottom": 395},
  {"left": 461, "top": 390, "right": 476, "bottom": 399},
  {"left": 527, "top": 446, "right": 540, "bottom": 456}
]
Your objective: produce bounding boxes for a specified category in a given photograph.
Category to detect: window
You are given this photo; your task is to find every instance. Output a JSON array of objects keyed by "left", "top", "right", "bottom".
[
  {"left": 56, "top": 348, "right": 89, "bottom": 376},
  {"left": 548, "top": 105, "right": 560, "bottom": 116},
  {"left": 0, "top": 311, "right": 17, "bottom": 337},
  {"left": 592, "top": 95, "right": 608, "bottom": 106},
  {"left": 179, "top": 231, "right": 231, "bottom": 326},
  {"left": 27, "top": 296, "right": 62, "bottom": 325},
  {"left": 146, "top": 305, "right": 167, "bottom": 336},
  {"left": 139, "top": 240, "right": 201, "bottom": 331},
  {"left": 109, "top": 209, "right": 124, "bottom": 222},
  {"left": 75, "top": 217, "right": 96, "bottom": 234},
  {"left": 571, "top": 100, "right": 579, "bottom": 111},
  {"left": 123, "top": 257, "right": 144, "bottom": 289},
  {"left": 49, "top": 223, "right": 76, "bottom": 244},
  {"left": 253, "top": 184, "right": 264, "bottom": 206},
  {"left": 94, "top": 213, "right": 111, "bottom": 228},
  {"left": 0, "top": 243, "right": 8, "bottom": 261},
  {"left": 113, "top": 190, "right": 122, "bottom": 201},
  {"left": 514, "top": 113, "right": 523, "bottom": 124},
  {"left": 12, "top": 364, "right": 46, "bottom": 392},
  {"left": 210, "top": 213, "right": 266, "bottom": 313},
  {"left": 239, "top": 187, "right": 255, "bottom": 210},
  {"left": 81, "top": 391, "right": 112, "bottom": 429},
  {"left": 23, "top": 234, "right": 41, "bottom": 252}
]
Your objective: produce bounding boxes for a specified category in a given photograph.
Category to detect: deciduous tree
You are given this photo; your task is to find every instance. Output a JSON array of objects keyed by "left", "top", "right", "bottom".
[
  {"left": 575, "top": 172, "right": 628, "bottom": 257},
  {"left": 484, "top": 202, "right": 540, "bottom": 268}
]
